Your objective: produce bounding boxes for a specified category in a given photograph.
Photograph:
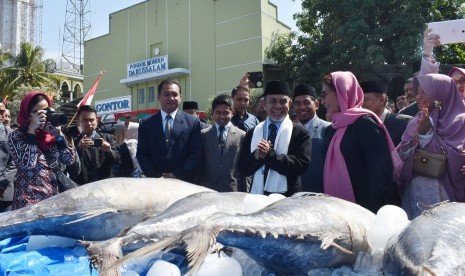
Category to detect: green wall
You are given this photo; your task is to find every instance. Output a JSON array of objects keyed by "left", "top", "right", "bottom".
[{"left": 84, "top": 0, "right": 290, "bottom": 112}]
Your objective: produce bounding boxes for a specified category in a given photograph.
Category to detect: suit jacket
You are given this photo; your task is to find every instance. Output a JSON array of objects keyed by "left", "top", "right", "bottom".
[
  {"left": 399, "top": 102, "right": 419, "bottom": 117},
  {"left": 0, "top": 126, "right": 16, "bottom": 202},
  {"left": 199, "top": 125, "right": 246, "bottom": 192},
  {"left": 238, "top": 123, "right": 311, "bottom": 196},
  {"left": 137, "top": 111, "right": 202, "bottom": 181},
  {"left": 383, "top": 112, "right": 413, "bottom": 147},
  {"left": 68, "top": 132, "right": 120, "bottom": 185},
  {"left": 301, "top": 116, "right": 331, "bottom": 193},
  {"left": 322, "top": 116, "right": 400, "bottom": 213}
]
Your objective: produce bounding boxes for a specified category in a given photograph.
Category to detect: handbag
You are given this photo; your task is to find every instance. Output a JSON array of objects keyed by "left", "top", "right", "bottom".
[
  {"left": 412, "top": 149, "right": 447, "bottom": 178},
  {"left": 43, "top": 150, "right": 79, "bottom": 192}
]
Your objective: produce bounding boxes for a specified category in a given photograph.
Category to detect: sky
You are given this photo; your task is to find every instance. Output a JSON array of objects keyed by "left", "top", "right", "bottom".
[{"left": 41, "top": 0, "right": 302, "bottom": 60}]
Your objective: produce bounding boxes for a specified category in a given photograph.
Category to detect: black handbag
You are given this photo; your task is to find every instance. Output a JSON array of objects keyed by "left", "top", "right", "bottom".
[{"left": 43, "top": 150, "right": 78, "bottom": 191}]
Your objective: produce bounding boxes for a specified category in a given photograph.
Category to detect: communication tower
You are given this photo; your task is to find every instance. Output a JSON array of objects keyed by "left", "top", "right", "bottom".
[{"left": 60, "top": 0, "right": 91, "bottom": 74}]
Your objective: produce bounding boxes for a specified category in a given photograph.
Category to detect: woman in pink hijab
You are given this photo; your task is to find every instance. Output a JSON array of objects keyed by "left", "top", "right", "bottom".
[
  {"left": 321, "top": 71, "right": 402, "bottom": 213},
  {"left": 8, "top": 91, "right": 76, "bottom": 209},
  {"left": 398, "top": 74, "right": 465, "bottom": 219}
]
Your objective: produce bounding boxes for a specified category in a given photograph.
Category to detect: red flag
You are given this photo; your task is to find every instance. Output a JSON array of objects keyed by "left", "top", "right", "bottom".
[{"left": 77, "top": 71, "right": 104, "bottom": 108}]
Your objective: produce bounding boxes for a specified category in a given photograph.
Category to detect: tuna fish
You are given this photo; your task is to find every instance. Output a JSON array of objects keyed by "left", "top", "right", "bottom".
[
  {"left": 86, "top": 192, "right": 248, "bottom": 274},
  {"left": 0, "top": 178, "right": 213, "bottom": 241},
  {"left": 383, "top": 202, "right": 465, "bottom": 275},
  {"left": 109, "top": 193, "right": 375, "bottom": 275}
]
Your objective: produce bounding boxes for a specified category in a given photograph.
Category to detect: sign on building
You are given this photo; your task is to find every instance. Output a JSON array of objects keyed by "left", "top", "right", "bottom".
[
  {"left": 95, "top": 95, "right": 132, "bottom": 116},
  {"left": 127, "top": 55, "right": 168, "bottom": 78}
]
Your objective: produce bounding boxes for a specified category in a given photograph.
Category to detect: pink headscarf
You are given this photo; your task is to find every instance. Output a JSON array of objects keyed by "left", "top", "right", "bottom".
[
  {"left": 17, "top": 91, "right": 55, "bottom": 151},
  {"left": 323, "top": 71, "right": 403, "bottom": 202},
  {"left": 399, "top": 74, "right": 465, "bottom": 200}
]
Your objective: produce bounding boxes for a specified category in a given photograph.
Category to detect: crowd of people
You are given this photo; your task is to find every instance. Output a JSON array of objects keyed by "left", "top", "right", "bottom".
[{"left": 0, "top": 30, "right": 464, "bottom": 220}]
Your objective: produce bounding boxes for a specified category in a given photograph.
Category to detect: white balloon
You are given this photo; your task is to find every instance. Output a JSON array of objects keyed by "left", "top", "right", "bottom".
[
  {"left": 243, "top": 194, "right": 273, "bottom": 214},
  {"left": 268, "top": 193, "right": 286, "bottom": 202},
  {"left": 367, "top": 205, "right": 410, "bottom": 251},
  {"left": 193, "top": 252, "right": 242, "bottom": 276},
  {"left": 147, "top": 260, "right": 181, "bottom": 276}
]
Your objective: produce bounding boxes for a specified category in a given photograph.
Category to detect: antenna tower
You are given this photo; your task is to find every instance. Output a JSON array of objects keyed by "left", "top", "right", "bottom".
[{"left": 61, "top": 0, "right": 91, "bottom": 74}]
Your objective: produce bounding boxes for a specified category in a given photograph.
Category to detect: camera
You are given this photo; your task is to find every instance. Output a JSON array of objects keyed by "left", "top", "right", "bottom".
[
  {"left": 44, "top": 107, "right": 68, "bottom": 127},
  {"left": 62, "top": 125, "right": 80, "bottom": 139},
  {"left": 248, "top": 71, "right": 264, "bottom": 88}
]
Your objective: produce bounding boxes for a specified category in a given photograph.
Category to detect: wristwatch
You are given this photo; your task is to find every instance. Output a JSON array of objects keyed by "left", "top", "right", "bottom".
[{"left": 56, "top": 135, "right": 64, "bottom": 142}]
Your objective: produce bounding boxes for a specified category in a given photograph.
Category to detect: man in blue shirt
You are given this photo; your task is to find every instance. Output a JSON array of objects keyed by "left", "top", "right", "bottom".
[{"left": 230, "top": 86, "right": 259, "bottom": 131}]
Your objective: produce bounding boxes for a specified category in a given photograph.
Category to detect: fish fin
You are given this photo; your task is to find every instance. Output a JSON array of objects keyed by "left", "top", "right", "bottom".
[
  {"left": 103, "top": 234, "right": 182, "bottom": 274},
  {"left": 419, "top": 266, "right": 437, "bottom": 276},
  {"left": 329, "top": 241, "right": 355, "bottom": 255},
  {"left": 64, "top": 211, "right": 115, "bottom": 225},
  {"left": 85, "top": 239, "right": 123, "bottom": 276},
  {"left": 320, "top": 234, "right": 354, "bottom": 255},
  {"left": 184, "top": 226, "right": 218, "bottom": 275}
]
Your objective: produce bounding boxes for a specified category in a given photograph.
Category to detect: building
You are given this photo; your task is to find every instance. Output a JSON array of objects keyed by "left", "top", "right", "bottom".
[
  {"left": 0, "top": 0, "right": 42, "bottom": 55},
  {"left": 84, "top": 0, "right": 290, "bottom": 116}
]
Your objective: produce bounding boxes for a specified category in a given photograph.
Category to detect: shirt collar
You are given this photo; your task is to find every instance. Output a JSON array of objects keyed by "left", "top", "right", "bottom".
[
  {"left": 215, "top": 121, "right": 232, "bottom": 131},
  {"left": 380, "top": 108, "right": 389, "bottom": 122},
  {"left": 161, "top": 109, "right": 178, "bottom": 121}
]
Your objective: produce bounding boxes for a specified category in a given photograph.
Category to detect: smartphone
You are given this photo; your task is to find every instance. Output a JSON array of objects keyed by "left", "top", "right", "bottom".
[
  {"left": 92, "top": 138, "right": 103, "bottom": 147},
  {"left": 248, "top": 71, "right": 264, "bottom": 88},
  {"left": 427, "top": 19, "right": 465, "bottom": 44}
]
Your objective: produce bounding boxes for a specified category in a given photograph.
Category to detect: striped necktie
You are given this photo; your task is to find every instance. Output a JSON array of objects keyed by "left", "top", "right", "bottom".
[{"left": 165, "top": 114, "right": 172, "bottom": 146}]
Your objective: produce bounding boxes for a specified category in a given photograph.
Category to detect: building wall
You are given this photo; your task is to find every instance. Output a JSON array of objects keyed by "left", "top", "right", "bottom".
[
  {"left": 0, "top": 0, "right": 40, "bottom": 55},
  {"left": 84, "top": 0, "right": 290, "bottom": 113}
]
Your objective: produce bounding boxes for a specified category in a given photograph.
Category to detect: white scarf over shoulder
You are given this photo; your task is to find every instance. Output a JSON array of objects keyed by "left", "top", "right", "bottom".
[{"left": 250, "top": 116, "right": 293, "bottom": 194}]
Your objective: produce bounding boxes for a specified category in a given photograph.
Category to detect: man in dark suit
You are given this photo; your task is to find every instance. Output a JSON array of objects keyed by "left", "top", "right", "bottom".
[
  {"left": 293, "top": 84, "right": 331, "bottom": 193},
  {"left": 0, "top": 109, "right": 16, "bottom": 212},
  {"left": 199, "top": 94, "right": 246, "bottom": 192},
  {"left": 238, "top": 80, "right": 311, "bottom": 196},
  {"left": 68, "top": 105, "right": 120, "bottom": 185},
  {"left": 398, "top": 78, "right": 419, "bottom": 117},
  {"left": 360, "top": 81, "right": 413, "bottom": 146},
  {"left": 137, "top": 80, "right": 202, "bottom": 181}
]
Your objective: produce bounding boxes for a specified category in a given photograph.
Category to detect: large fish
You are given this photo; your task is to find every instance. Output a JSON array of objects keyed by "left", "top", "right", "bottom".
[
  {"left": 109, "top": 193, "right": 375, "bottom": 275},
  {"left": 86, "top": 192, "right": 248, "bottom": 274},
  {"left": 0, "top": 178, "right": 213, "bottom": 241},
  {"left": 383, "top": 202, "right": 465, "bottom": 275}
]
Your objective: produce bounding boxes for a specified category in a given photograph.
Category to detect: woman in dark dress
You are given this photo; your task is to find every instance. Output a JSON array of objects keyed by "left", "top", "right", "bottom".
[{"left": 320, "top": 72, "right": 402, "bottom": 213}]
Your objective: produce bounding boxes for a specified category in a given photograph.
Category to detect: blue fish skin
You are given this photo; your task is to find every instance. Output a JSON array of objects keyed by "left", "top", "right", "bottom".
[
  {"left": 110, "top": 193, "right": 375, "bottom": 275},
  {"left": 0, "top": 178, "right": 213, "bottom": 241},
  {"left": 383, "top": 202, "right": 465, "bottom": 276}
]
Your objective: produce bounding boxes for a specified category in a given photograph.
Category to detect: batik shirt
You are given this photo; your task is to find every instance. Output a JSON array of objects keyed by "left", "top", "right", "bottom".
[{"left": 8, "top": 130, "right": 76, "bottom": 209}]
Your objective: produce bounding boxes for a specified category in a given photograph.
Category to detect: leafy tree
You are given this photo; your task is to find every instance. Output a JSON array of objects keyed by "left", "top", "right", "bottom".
[
  {"left": 266, "top": 0, "right": 465, "bottom": 86},
  {"left": 0, "top": 42, "right": 60, "bottom": 98}
]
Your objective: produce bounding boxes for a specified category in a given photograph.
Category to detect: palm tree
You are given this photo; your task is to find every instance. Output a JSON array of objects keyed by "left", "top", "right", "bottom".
[{"left": 0, "top": 42, "right": 60, "bottom": 98}]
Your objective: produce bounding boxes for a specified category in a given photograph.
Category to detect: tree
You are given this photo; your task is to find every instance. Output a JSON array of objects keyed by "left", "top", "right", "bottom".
[
  {"left": 266, "top": 0, "right": 465, "bottom": 86},
  {"left": 0, "top": 42, "right": 60, "bottom": 98}
]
